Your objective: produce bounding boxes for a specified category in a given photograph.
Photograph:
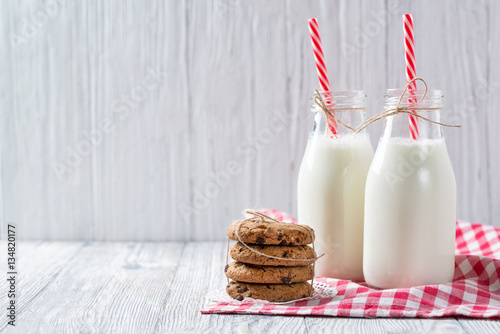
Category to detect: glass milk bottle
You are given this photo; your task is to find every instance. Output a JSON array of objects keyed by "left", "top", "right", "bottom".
[
  {"left": 363, "top": 88, "right": 456, "bottom": 289},
  {"left": 297, "top": 90, "right": 374, "bottom": 279}
]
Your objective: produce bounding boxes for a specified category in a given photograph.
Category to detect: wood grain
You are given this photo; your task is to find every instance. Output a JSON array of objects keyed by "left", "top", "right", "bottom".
[
  {"left": 305, "top": 317, "right": 464, "bottom": 334},
  {"left": 457, "top": 319, "right": 500, "bottom": 334},
  {"left": 6, "top": 241, "right": 184, "bottom": 333},
  {"left": 2, "top": 241, "right": 500, "bottom": 333},
  {"left": 0, "top": 0, "right": 499, "bottom": 241},
  {"left": 0, "top": 241, "right": 85, "bottom": 332}
]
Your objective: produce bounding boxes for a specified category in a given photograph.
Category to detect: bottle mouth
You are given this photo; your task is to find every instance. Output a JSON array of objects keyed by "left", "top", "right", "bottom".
[
  {"left": 310, "top": 90, "right": 367, "bottom": 99},
  {"left": 310, "top": 90, "right": 367, "bottom": 110},
  {"left": 385, "top": 88, "right": 443, "bottom": 97},
  {"left": 384, "top": 88, "right": 443, "bottom": 109}
]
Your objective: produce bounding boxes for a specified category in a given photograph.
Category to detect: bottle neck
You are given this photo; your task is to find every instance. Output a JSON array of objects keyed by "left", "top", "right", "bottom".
[
  {"left": 312, "top": 110, "right": 368, "bottom": 136},
  {"left": 311, "top": 90, "right": 367, "bottom": 136},
  {"left": 383, "top": 88, "right": 444, "bottom": 140}
]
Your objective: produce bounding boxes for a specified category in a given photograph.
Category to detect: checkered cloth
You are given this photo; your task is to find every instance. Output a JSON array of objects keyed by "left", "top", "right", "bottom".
[{"left": 201, "top": 210, "right": 500, "bottom": 319}]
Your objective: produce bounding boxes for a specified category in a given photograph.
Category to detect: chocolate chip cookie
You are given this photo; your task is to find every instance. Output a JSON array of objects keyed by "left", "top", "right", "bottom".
[
  {"left": 227, "top": 219, "right": 314, "bottom": 245},
  {"left": 226, "top": 281, "right": 313, "bottom": 302},
  {"left": 225, "top": 261, "right": 313, "bottom": 284},
  {"left": 230, "top": 242, "right": 316, "bottom": 266}
]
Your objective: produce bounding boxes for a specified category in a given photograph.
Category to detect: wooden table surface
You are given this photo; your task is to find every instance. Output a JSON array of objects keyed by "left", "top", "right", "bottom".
[{"left": 1, "top": 241, "right": 499, "bottom": 333}]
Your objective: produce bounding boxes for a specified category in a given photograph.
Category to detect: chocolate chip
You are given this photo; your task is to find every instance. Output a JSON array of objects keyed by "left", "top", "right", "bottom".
[
  {"left": 301, "top": 294, "right": 307, "bottom": 298},
  {"left": 224, "top": 265, "right": 229, "bottom": 272},
  {"left": 295, "top": 238, "right": 300, "bottom": 243},
  {"left": 279, "top": 240, "right": 288, "bottom": 246},
  {"left": 237, "top": 286, "right": 248, "bottom": 293},
  {"left": 288, "top": 241, "right": 294, "bottom": 245},
  {"left": 236, "top": 295, "right": 244, "bottom": 301},
  {"left": 266, "top": 285, "right": 271, "bottom": 289},
  {"left": 277, "top": 233, "right": 283, "bottom": 240},
  {"left": 282, "top": 251, "right": 289, "bottom": 258},
  {"left": 256, "top": 237, "right": 265, "bottom": 244},
  {"left": 281, "top": 277, "right": 292, "bottom": 284},
  {"left": 260, "top": 246, "right": 265, "bottom": 249},
  {"left": 239, "top": 247, "right": 243, "bottom": 253}
]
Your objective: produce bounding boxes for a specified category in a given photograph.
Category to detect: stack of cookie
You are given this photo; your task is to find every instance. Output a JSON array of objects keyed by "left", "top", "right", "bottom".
[{"left": 225, "top": 216, "right": 316, "bottom": 302}]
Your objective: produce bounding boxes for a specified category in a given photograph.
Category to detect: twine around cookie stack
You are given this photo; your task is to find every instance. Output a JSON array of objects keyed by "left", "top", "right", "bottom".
[{"left": 224, "top": 209, "right": 322, "bottom": 303}]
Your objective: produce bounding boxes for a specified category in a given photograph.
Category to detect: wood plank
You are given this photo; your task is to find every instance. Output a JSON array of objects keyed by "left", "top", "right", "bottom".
[
  {"left": 0, "top": 241, "right": 85, "bottom": 332},
  {"left": 487, "top": 0, "right": 500, "bottom": 228},
  {"left": 201, "top": 314, "right": 307, "bottom": 334},
  {"left": 457, "top": 319, "right": 500, "bottom": 333},
  {"left": 0, "top": 1, "right": 96, "bottom": 240},
  {"left": 305, "top": 317, "right": 463, "bottom": 334},
  {"left": 4, "top": 242, "right": 184, "bottom": 333}
]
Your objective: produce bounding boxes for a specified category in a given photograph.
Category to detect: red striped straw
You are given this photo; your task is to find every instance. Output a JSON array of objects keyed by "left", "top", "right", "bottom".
[
  {"left": 403, "top": 14, "right": 419, "bottom": 140},
  {"left": 308, "top": 18, "right": 338, "bottom": 135}
]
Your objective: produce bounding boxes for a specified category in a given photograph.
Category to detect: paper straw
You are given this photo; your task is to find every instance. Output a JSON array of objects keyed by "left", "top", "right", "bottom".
[
  {"left": 403, "top": 14, "right": 419, "bottom": 140},
  {"left": 308, "top": 18, "right": 338, "bottom": 135}
]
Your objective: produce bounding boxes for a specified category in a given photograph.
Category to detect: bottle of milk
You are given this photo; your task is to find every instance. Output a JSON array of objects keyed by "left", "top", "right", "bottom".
[
  {"left": 363, "top": 88, "right": 456, "bottom": 289},
  {"left": 297, "top": 90, "right": 374, "bottom": 279}
]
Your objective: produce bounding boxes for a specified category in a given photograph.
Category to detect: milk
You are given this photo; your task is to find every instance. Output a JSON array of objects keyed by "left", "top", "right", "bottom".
[
  {"left": 363, "top": 137, "right": 456, "bottom": 288},
  {"left": 297, "top": 133, "right": 374, "bottom": 279}
]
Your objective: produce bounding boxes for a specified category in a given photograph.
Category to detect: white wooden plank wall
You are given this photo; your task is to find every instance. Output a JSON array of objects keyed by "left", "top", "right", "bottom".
[{"left": 1, "top": 0, "right": 499, "bottom": 241}]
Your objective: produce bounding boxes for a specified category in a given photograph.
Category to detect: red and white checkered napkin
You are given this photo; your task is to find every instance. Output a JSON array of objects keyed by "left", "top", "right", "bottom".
[{"left": 201, "top": 210, "right": 500, "bottom": 319}]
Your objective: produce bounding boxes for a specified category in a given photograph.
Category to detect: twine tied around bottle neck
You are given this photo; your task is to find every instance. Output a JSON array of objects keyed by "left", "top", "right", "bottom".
[
  {"left": 313, "top": 78, "right": 461, "bottom": 135},
  {"left": 225, "top": 209, "right": 324, "bottom": 288}
]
